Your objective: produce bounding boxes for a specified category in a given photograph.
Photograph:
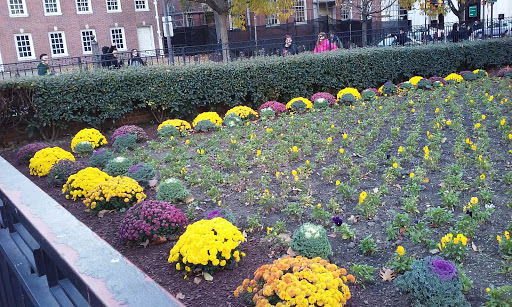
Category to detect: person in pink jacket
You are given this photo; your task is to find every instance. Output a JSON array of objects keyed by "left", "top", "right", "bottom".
[{"left": 314, "top": 32, "right": 338, "bottom": 53}]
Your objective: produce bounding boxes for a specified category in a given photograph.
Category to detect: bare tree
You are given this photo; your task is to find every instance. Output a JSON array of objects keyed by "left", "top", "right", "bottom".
[{"left": 338, "top": 0, "right": 398, "bottom": 46}]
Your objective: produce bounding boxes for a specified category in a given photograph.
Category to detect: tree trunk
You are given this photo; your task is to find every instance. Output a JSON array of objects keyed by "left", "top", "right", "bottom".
[
  {"left": 214, "top": 11, "right": 230, "bottom": 62},
  {"left": 362, "top": 15, "right": 368, "bottom": 47},
  {"left": 458, "top": 3, "right": 465, "bottom": 23}
]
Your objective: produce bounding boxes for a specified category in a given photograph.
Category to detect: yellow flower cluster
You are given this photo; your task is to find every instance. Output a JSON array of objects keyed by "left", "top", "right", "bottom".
[
  {"left": 62, "top": 167, "right": 112, "bottom": 201},
  {"left": 359, "top": 191, "right": 367, "bottom": 204},
  {"left": 157, "top": 119, "right": 191, "bottom": 132},
  {"left": 336, "top": 88, "right": 361, "bottom": 101},
  {"left": 225, "top": 106, "right": 259, "bottom": 119},
  {"left": 234, "top": 256, "right": 354, "bottom": 307},
  {"left": 409, "top": 76, "right": 424, "bottom": 86},
  {"left": 444, "top": 73, "right": 463, "bottom": 83},
  {"left": 438, "top": 233, "right": 467, "bottom": 251},
  {"left": 286, "top": 98, "right": 313, "bottom": 110},
  {"left": 70, "top": 128, "right": 107, "bottom": 152},
  {"left": 168, "top": 218, "right": 245, "bottom": 271},
  {"left": 473, "top": 69, "right": 488, "bottom": 76},
  {"left": 192, "top": 112, "right": 223, "bottom": 127},
  {"left": 29, "top": 147, "right": 75, "bottom": 177},
  {"left": 496, "top": 231, "right": 510, "bottom": 244},
  {"left": 83, "top": 176, "right": 146, "bottom": 211}
]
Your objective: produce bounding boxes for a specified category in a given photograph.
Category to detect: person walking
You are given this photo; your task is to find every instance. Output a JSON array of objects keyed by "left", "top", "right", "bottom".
[
  {"left": 314, "top": 32, "right": 337, "bottom": 53},
  {"left": 449, "top": 23, "right": 459, "bottom": 43},
  {"left": 329, "top": 31, "right": 342, "bottom": 49},
  {"left": 101, "top": 44, "right": 116, "bottom": 68},
  {"left": 37, "top": 54, "right": 50, "bottom": 76},
  {"left": 279, "top": 35, "right": 299, "bottom": 56},
  {"left": 128, "top": 49, "right": 145, "bottom": 66}
]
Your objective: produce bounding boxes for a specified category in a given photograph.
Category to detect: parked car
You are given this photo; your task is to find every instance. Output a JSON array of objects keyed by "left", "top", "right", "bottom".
[{"left": 376, "top": 34, "right": 423, "bottom": 47}]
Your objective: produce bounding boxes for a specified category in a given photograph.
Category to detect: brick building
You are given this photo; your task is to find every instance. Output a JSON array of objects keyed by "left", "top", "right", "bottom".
[{"left": 0, "top": 0, "right": 162, "bottom": 65}]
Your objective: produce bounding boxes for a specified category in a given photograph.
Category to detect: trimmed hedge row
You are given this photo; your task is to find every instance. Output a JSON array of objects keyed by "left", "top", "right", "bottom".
[{"left": 1, "top": 38, "right": 512, "bottom": 138}]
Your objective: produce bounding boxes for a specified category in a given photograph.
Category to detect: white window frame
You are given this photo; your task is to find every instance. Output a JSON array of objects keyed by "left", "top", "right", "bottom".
[
  {"left": 340, "top": 1, "right": 352, "bottom": 20},
  {"left": 294, "top": 0, "right": 307, "bottom": 23},
  {"left": 43, "top": 0, "right": 61, "bottom": 16},
  {"left": 8, "top": 0, "right": 28, "bottom": 17},
  {"left": 266, "top": 15, "right": 279, "bottom": 27},
  {"left": 14, "top": 33, "right": 35, "bottom": 61},
  {"left": 48, "top": 31, "right": 68, "bottom": 57},
  {"left": 134, "top": 0, "right": 149, "bottom": 11},
  {"left": 75, "top": 0, "right": 92, "bottom": 14},
  {"left": 110, "top": 27, "right": 126, "bottom": 50},
  {"left": 106, "top": 0, "right": 122, "bottom": 12},
  {"left": 80, "top": 29, "right": 96, "bottom": 54}
]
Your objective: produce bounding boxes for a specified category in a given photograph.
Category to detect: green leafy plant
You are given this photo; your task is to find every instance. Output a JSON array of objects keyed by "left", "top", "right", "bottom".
[
  {"left": 156, "top": 178, "right": 191, "bottom": 203},
  {"left": 113, "top": 133, "right": 137, "bottom": 152},
  {"left": 290, "top": 223, "right": 332, "bottom": 259},
  {"left": 350, "top": 263, "right": 377, "bottom": 284},
  {"left": 359, "top": 235, "right": 379, "bottom": 255},
  {"left": 425, "top": 206, "right": 453, "bottom": 227},
  {"left": 73, "top": 141, "right": 93, "bottom": 157},
  {"left": 283, "top": 202, "right": 304, "bottom": 220},
  {"left": 438, "top": 233, "right": 469, "bottom": 263},
  {"left": 386, "top": 246, "right": 414, "bottom": 274},
  {"left": 484, "top": 285, "right": 512, "bottom": 307},
  {"left": 105, "top": 156, "right": 132, "bottom": 176},
  {"left": 224, "top": 113, "right": 243, "bottom": 128},
  {"left": 127, "top": 163, "right": 155, "bottom": 185},
  {"left": 157, "top": 125, "right": 180, "bottom": 139}
]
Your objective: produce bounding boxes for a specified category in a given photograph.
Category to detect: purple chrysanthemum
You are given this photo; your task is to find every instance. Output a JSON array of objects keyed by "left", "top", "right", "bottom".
[
  {"left": 16, "top": 142, "right": 49, "bottom": 165},
  {"left": 111, "top": 125, "right": 148, "bottom": 143},
  {"left": 430, "top": 258, "right": 458, "bottom": 281},
  {"left": 206, "top": 209, "right": 222, "bottom": 219},
  {"left": 311, "top": 92, "right": 336, "bottom": 106},
  {"left": 332, "top": 216, "right": 343, "bottom": 227},
  {"left": 429, "top": 77, "right": 447, "bottom": 85},
  {"left": 258, "top": 101, "right": 287, "bottom": 114}
]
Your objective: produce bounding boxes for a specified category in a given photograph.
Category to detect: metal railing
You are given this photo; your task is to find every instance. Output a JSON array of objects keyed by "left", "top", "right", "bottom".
[{"left": 1, "top": 17, "right": 511, "bottom": 79}]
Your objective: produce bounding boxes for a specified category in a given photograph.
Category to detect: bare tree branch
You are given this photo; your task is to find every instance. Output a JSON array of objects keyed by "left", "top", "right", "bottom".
[
  {"left": 446, "top": 0, "right": 460, "bottom": 16},
  {"left": 369, "top": 0, "right": 397, "bottom": 15}
]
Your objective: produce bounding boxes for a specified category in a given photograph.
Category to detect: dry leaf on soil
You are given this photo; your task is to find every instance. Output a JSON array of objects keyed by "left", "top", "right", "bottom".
[
  {"left": 379, "top": 267, "right": 396, "bottom": 281},
  {"left": 175, "top": 292, "right": 185, "bottom": 300},
  {"left": 287, "top": 247, "right": 296, "bottom": 257},
  {"left": 472, "top": 241, "right": 480, "bottom": 252},
  {"left": 194, "top": 277, "right": 202, "bottom": 284},
  {"left": 203, "top": 272, "right": 213, "bottom": 281}
]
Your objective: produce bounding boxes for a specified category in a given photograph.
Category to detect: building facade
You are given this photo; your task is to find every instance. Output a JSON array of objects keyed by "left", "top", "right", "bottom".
[{"left": 0, "top": 0, "right": 163, "bottom": 65}]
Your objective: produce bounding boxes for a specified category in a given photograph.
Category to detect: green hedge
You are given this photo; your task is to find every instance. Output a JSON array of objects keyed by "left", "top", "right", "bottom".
[{"left": 1, "top": 38, "right": 512, "bottom": 138}]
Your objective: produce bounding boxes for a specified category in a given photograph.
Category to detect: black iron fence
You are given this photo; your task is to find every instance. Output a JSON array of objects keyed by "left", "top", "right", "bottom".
[{"left": 1, "top": 17, "right": 511, "bottom": 80}]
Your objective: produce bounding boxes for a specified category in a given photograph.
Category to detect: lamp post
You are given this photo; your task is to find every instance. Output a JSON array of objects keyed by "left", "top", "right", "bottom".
[{"left": 161, "top": 0, "right": 174, "bottom": 65}]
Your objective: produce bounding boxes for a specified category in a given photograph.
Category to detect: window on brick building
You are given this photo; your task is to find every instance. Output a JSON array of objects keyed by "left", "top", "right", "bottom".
[
  {"left": 9, "top": 0, "right": 28, "bottom": 17},
  {"left": 80, "top": 29, "right": 96, "bottom": 54},
  {"left": 14, "top": 34, "right": 35, "bottom": 60},
  {"left": 76, "top": 0, "right": 92, "bottom": 13},
  {"left": 266, "top": 15, "right": 279, "bottom": 26},
  {"left": 110, "top": 27, "right": 126, "bottom": 50},
  {"left": 48, "top": 31, "right": 68, "bottom": 56},
  {"left": 44, "top": 0, "right": 61, "bottom": 15},
  {"left": 294, "top": 0, "right": 306, "bottom": 23},
  {"left": 341, "top": 1, "right": 351, "bottom": 20},
  {"left": 134, "top": 0, "right": 148, "bottom": 11},
  {"left": 106, "top": 0, "right": 121, "bottom": 12}
]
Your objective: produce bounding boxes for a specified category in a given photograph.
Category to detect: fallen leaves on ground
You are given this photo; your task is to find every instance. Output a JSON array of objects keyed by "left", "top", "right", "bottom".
[{"left": 379, "top": 267, "right": 396, "bottom": 281}]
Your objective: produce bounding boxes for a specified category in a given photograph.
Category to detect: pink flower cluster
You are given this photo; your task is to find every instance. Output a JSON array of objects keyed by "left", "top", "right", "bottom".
[
  {"left": 258, "top": 101, "right": 287, "bottom": 115},
  {"left": 311, "top": 92, "right": 336, "bottom": 106}
]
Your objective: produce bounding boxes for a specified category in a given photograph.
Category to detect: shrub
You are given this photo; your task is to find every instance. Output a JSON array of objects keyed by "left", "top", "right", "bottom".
[
  {"left": 157, "top": 119, "right": 191, "bottom": 133},
  {"left": 70, "top": 128, "right": 107, "bottom": 152},
  {"left": 127, "top": 163, "right": 155, "bottom": 185},
  {"left": 119, "top": 200, "right": 188, "bottom": 245},
  {"left": 225, "top": 106, "right": 258, "bottom": 120},
  {"left": 234, "top": 256, "right": 354, "bottom": 306},
  {"left": 394, "top": 256, "right": 470, "bottom": 307},
  {"left": 313, "top": 97, "right": 330, "bottom": 110},
  {"left": 47, "top": 159, "right": 83, "bottom": 187},
  {"left": 111, "top": 125, "right": 148, "bottom": 143},
  {"left": 259, "top": 107, "right": 276, "bottom": 119},
  {"left": 311, "top": 92, "right": 336, "bottom": 106},
  {"left": 83, "top": 176, "right": 146, "bottom": 214},
  {"left": 73, "top": 141, "right": 94, "bottom": 157},
  {"left": 62, "top": 167, "right": 112, "bottom": 201},
  {"left": 398, "top": 81, "right": 414, "bottom": 91},
  {"left": 105, "top": 156, "right": 132, "bottom": 177},
  {"left": 337, "top": 87, "right": 361, "bottom": 102},
  {"left": 361, "top": 89, "right": 377, "bottom": 101},
  {"left": 429, "top": 76, "right": 447, "bottom": 85},
  {"left": 156, "top": 178, "right": 191, "bottom": 203},
  {"left": 286, "top": 97, "right": 313, "bottom": 113},
  {"left": 157, "top": 124, "right": 180, "bottom": 139},
  {"left": 89, "top": 149, "right": 114, "bottom": 168},
  {"left": 29, "top": 147, "right": 75, "bottom": 177},
  {"left": 192, "top": 112, "right": 223, "bottom": 127},
  {"left": 290, "top": 223, "right": 332, "bottom": 259},
  {"left": 463, "top": 72, "right": 477, "bottom": 81},
  {"left": 416, "top": 78, "right": 433, "bottom": 90},
  {"left": 495, "top": 67, "right": 512, "bottom": 78},
  {"left": 168, "top": 218, "right": 246, "bottom": 275},
  {"left": 112, "top": 133, "right": 137, "bottom": 151},
  {"left": 16, "top": 142, "right": 48, "bottom": 165},
  {"left": 259, "top": 101, "right": 287, "bottom": 115},
  {"left": 205, "top": 208, "right": 236, "bottom": 224},
  {"left": 224, "top": 113, "right": 243, "bottom": 128},
  {"left": 445, "top": 73, "right": 463, "bottom": 83}
]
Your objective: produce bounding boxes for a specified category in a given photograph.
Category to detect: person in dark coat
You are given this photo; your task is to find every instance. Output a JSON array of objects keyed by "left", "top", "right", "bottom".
[
  {"left": 111, "top": 49, "right": 124, "bottom": 69},
  {"left": 449, "top": 23, "right": 459, "bottom": 43},
  {"left": 128, "top": 49, "right": 145, "bottom": 66},
  {"left": 395, "top": 28, "right": 407, "bottom": 46},
  {"left": 101, "top": 44, "right": 116, "bottom": 68},
  {"left": 279, "top": 35, "right": 299, "bottom": 56}
]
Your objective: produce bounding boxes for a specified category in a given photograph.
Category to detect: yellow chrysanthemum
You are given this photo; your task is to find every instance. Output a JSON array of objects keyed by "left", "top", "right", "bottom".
[
  {"left": 192, "top": 112, "right": 223, "bottom": 127},
  {"left": 286, "top": 97, "right": 313, "bottom": 110},
  {"left": 70, "top": 128, "right": 107, "bottom": 152},
  {"left": 336, "top": 88, "right": 361, "bottom": 101},
  {"left": 225, "top": 106, "right": 259, "bottom": 119},
  {"left": 444, "top": 73, "right": 463, "bottom": 83},
  {"left": 29, "top": 147, "right": 75, "bottom": 177},
  {"left": 157, "top": 119, "right": 191, "bottom": 132},
  {"left": 409, "top": 76, "right": 423, "bottom": 86}
]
